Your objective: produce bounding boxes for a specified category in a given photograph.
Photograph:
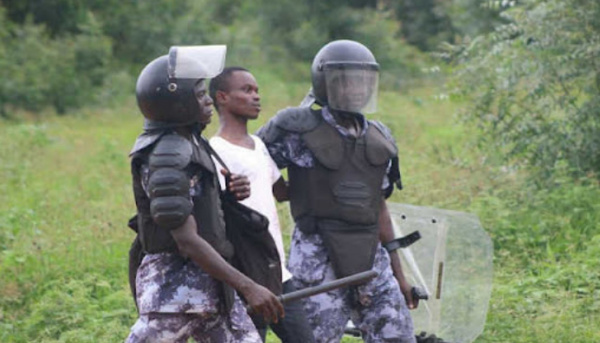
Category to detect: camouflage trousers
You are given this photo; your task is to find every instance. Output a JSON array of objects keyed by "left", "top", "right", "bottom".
[
  {"left": 289, "top": 230, "right": 416, "bottom": 343},
  {"left": 126, "top": 310, "right": 261, "bottom": 343}
]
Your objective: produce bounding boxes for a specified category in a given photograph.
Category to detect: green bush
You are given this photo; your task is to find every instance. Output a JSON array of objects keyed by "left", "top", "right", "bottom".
[
  {"left": 0, "top": 10, "right": 111, "bottom": 115},
  {"left": 445, "top": 0, "right": 600, "bottom": 183},
  {"left": 251, "top": 3, "right": 427, "bottom": 88},
  {"left": 0, "top": 0, "right": 433, "bottom": 116}
]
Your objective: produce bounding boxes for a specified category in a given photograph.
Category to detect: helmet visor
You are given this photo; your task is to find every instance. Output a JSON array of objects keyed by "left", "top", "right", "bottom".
[
  {"left": 324, "top": 63, "right": 379, "bottom": 114},
  {"left": 168, "top": 45, "right": 227, "bottom": 80}
]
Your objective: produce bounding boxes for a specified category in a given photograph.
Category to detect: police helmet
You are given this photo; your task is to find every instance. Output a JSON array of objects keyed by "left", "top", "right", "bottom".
[
  {"left": 136, "top": 46, "right": 226, "bottom": 127},
  {"left": 311, "top": 40, "right": 379, "bottom": 114},
  {"left": 136, "top": 55, "right": 200, "bottom": 126}
]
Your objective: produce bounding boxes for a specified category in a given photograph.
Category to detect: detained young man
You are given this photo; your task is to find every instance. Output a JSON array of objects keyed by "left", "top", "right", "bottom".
[{"left": 208, "top": 67, "right": 315, "bottom": 343}]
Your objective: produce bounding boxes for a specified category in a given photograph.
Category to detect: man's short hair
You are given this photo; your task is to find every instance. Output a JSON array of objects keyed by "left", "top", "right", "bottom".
[{"left": 209, "top": 66, "right": 249, "bottom": 110}]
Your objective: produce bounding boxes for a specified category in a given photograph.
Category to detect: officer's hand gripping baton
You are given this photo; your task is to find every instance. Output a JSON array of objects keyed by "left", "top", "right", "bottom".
[{"left": 246, "top": 270, "right": 378, "bottom": 313}]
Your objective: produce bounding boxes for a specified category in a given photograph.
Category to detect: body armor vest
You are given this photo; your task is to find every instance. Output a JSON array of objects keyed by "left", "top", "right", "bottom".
[
  {"left": 131, "top": 132, "right": 235, "bottom": 312},
  {"left": 132, "top": 136, "right": 233, "bottom": 259},
  {"left": 288, "top": 114, "right": 397, "bottom": 277}
]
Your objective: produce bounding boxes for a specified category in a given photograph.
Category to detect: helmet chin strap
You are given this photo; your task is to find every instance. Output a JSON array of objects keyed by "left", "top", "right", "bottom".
[
  {"left": 143, "top": 118, "right": 206, "bottom": 133},
  {"left": 192, "top": 122, "right": 207, "bottom": 135},
  {"left": 143, "top": 119, "right": 186, "bottom": 131}
]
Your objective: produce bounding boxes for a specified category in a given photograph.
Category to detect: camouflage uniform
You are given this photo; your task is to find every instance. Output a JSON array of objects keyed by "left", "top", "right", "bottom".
[
  {"left": 126, "top": 163, "right": 261, "bottom": 343},
  {"left": 288, "top": 230, "right": 415, "bottom": 343},
  {"left": 128, "top": 301, "right": 260, "bottom": 343},
  {"left": 259, "top": 107, "right": 415, "bottom": 343}
]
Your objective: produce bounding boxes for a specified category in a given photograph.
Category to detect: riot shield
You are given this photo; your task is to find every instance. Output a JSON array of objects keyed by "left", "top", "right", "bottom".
[{"left": 388, "top": 203, "right": 493, "bottom": 343}]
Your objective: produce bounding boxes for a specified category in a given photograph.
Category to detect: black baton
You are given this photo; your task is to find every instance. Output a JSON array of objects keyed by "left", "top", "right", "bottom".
[
  {"left": 279, "top": 270, "right": 378, "bottom": 304},
  {"left": 246, "top": 270, "right": 378, "bottom": 313}
]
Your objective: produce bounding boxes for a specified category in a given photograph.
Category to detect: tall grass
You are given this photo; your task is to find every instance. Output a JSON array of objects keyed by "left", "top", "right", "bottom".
[{"left": 0, "top": 72, "right": 598, "bottom": 342}]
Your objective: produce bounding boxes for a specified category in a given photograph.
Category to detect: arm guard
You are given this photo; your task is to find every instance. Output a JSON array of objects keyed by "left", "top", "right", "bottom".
[{"left": 148, "top": 134, "right": 193, "bottom": 230}]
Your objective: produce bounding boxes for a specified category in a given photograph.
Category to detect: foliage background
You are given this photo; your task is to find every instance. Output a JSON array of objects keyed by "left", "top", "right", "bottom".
[
  {"left": 443, "top": 0, "right": 600, "bottom": 184},
  {"left": 1, "top": 0, "right": 599, "bottom": 342}
]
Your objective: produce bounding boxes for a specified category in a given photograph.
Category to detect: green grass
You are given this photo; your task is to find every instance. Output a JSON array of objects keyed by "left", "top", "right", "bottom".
[{"left": 1, "top": 73, "right": 599, "bottom": 342}]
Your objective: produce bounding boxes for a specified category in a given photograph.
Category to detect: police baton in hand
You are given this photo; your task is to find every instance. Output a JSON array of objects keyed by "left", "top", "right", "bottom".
[
  {"left": 279, "top": 270, "right": 378, "bottom": 304},
  {"left": 246, "top": 270, "right": 378, "bottom": 313}
]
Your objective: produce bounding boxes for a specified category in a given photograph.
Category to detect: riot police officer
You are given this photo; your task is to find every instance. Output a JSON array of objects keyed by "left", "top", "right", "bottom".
[
  {"left": 257, "top": 40, "right": 417, "bottom": 343},
  {"left": 126, "top": 46, "right": 283, "bottom": 342}
]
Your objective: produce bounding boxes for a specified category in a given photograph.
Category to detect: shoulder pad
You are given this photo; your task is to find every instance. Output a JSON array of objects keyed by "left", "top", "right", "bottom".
[
  {"left": 274, "top": 107, "right": 321, "bottom": 133},
  {"left": 149, "top": 133, "right": 193, "bottom": 171},
  {"left": 365, "top": 121, "right": 398, "bottom": 166},
  {"left": 129, "top": 131, "right": 166, "bottom": 156},
  {"left": 257, "top": 107, "right": 321, "bottom": 145},
  {"left": 369, "top": 120, "right": 398, "bottom": 152}
]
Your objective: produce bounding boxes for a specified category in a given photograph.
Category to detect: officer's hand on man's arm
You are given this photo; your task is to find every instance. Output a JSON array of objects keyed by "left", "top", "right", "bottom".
[
  {"left": 378, "top": 200, "right": 419, "bottom": 310},
  {"left": 221, "top": 169, "right": 251, "bottom": 200},
  {"left": 272, "top": 176, "right": 289, "bottom": 202},
  {"left": 170, "top": 215, "right": 284, "bottom": 322}
]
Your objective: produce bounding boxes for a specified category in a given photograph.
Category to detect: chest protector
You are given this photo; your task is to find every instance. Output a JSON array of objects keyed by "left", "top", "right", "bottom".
[
  {"left": 131, "top": 133, "right": 235, "bottom": 312},
  {"left": 288, "top": 115, "right": 397, "bottom": 278},
  {"left": 132, "top": 135, "right": 232, "bottom": 258},
  {"left": 189, "top": 139, "right": 233, "bottom": 259}
]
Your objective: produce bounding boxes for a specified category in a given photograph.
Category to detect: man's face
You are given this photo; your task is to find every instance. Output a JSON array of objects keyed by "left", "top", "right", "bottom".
[
  {"left": 218, "top": 71, "right": 261, "bottom": 119},
  {"left": 327, "top": 70, "right": 377, "bottom": 113},
  {"left": 194, "top": 79, "right": 214, "bottom": 125}
]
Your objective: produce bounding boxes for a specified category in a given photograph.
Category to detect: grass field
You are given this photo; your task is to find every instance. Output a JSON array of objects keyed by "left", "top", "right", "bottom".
[{"left": 1, "top": 70, "right": 599, "bottom": 342}]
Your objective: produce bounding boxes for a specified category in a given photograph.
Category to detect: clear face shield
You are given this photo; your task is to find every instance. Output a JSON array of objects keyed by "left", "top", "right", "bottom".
[
  {"left": 324, "top": 62, "right": 379, "bottom": 114},
  {"left": 168, "top": 45, "right": 227, "bottom": 82},
  {"left": 166, "top": 45, "right": 226, "bottom": 126}
]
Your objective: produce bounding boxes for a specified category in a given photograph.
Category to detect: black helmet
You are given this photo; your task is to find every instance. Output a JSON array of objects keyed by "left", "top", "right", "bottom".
[
  {"left": 136, "top": 45, "right": 227, "bottom": 128},
  {"left": 136, "top": 55, "right": 201, "bottom": 127},
  {"left": 311, "top": 40, "right": 379, "bottom": 114}
]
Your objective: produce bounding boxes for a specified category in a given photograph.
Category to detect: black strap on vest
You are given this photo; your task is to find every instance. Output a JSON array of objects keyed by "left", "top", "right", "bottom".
[
  {"left": 201, "top": 138, "right": 236, "bottom": 198},
  {"left": 202, "top": 138, "right": 232, "bottom": 176},
  {"left": 383, "top": 230, "right": 421, "bottom": 252},
  {"left": 203, "top": 138, "right": 283, "bottom": 296}
]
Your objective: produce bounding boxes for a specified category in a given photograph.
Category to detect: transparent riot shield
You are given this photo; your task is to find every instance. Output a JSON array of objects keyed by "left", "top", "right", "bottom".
[{"left": 387, "top": 203, "right": 493, "bottom": 343}]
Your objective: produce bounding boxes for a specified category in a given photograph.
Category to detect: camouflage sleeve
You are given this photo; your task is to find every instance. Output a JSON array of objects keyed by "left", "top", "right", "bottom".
[
  {"left": 256, "top": 117, "right": 302, "bottom": 169},
  {"left": 266, "top": 142, "right": 293, "bottom": 169},
  {"left": 257, "top": 106, "right": 321, "bottom": 169},
  {"left": 256, "top": 121, "right": 292, "bottom": 169}
]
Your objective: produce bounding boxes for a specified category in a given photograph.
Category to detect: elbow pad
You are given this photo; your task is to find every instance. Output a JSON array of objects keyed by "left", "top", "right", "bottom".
[{"left": 148, "top": 134, "right": 193, "bottom": 230}]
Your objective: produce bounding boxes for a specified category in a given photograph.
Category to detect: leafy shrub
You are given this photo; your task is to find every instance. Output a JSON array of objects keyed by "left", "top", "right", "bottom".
[
  {"left": 0, "top": 10, "right": 111, "bottom": 115},
  {"left": 444, "top": 0, "right": 600, "bottom": 183},
  {"left": 252, "top": 3, "right": 427, "bottom": 88}
]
